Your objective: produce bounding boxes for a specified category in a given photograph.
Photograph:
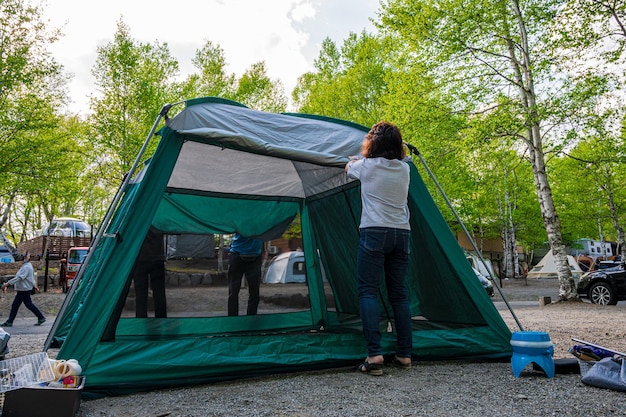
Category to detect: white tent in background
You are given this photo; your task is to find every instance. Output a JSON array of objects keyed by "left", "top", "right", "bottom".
[
  {"left": 264, "top": 251, "right": 307, "bottom": 284},
  {"left": 263, "top": 251, "right": 330, "bottom": 284},
  {"left": 527, "top": 252, "right": 583, "bottom": 279}
]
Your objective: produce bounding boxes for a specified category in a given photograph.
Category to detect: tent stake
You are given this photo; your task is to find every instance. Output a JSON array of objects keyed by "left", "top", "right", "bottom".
[{"left": 405, "top": 143, "right": 524, "bottom": 332}]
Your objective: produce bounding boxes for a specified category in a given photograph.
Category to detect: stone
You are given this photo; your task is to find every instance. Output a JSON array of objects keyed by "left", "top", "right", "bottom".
[{"left": 539, "top": 296, "right": 551, "bottom": 306}]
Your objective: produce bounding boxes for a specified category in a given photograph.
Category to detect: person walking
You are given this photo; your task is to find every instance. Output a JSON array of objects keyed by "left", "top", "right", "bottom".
[
  {"left": 1, "top": 252, "right": 46, "bottom": 326},
  {"left": 227, "top": 233, "right": 263, "bottom": 316},
  {"left": 345, "top": 121, "right": 413, "bottom": 376}
]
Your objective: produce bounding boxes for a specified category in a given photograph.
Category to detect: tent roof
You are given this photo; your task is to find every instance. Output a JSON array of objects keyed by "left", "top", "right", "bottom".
[
  {"left": 168, "top": 97, "right": 368, "bottom": 167},
  {"left": 130, "top": 98, "right": 370, "bottom": 203}
]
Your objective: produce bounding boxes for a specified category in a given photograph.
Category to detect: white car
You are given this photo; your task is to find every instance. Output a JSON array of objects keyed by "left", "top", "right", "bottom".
[{"left": 473, "top": 267, "right": 494, "bottom": 296}]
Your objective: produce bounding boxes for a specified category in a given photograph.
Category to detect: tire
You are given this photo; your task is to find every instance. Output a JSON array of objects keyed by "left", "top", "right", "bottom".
[{"left": 588, "top": 282, "right": 617, "bottom": 305}]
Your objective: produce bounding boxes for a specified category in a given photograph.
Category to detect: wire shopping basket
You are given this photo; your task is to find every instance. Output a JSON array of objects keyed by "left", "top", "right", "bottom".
[{"left": 0, "top": 352, "right": 55, "bottom": 393}]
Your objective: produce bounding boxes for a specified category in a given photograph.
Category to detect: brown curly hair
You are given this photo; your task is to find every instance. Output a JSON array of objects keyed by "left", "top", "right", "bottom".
[{"left": 361, "top": 121, "right": 406, "bottom": 160}]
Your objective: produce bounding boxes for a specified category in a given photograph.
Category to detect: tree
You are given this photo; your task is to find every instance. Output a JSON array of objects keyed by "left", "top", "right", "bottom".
[
  {"left": 461, "top": 104, "right": 544, "bottom": 278},
  {"left": 0, "top": 0, "right": 69, "bottom": 235},
  {"left": 552, "top": 137, "right": 626, "bottom": 259},
  {"left": 233, "top": 62, "right": 287, "bottom": 113},
  {"left": 293, "top": 32, "right": 391, "bottom": 126},
  {"left": 31, "top": 116, "right": 105, "bottom": 223},
  {"left": 555, "top": 0, "right": 626, "bottom": 65},
  {"left": 179, "top": 40, "right": 287, "bottom": 112},
  {"left": 89, "top": 19, "right": 179, "bottom": 184},
  {"left": 377, "top": 0, "right": 621, "bottom": 300},
  {"left": 178, "top": 41, "right": 236, "bottom": 99},
  {"left": 550, "top": 0, "right": 626, "bottom": 258}
]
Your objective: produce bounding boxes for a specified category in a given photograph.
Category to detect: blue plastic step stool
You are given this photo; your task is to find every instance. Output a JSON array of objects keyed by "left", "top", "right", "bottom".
[{"left": 510, "top": 331, "right": 555, "bottom": 378}]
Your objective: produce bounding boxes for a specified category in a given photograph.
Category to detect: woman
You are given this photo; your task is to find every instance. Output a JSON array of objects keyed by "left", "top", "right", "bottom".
[
  {"left": 1, "top": 252, "right": 46, "bottom": 327},
  {"left": 345, "top": 121, "right": 412, "bottom": 376}
]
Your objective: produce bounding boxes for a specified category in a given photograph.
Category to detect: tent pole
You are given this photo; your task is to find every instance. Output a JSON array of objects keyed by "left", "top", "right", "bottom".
[
  {"left": 405, "top": 143, "right": 524, "bottom": 332},
  {"left": 43, "top": 103, "right": 176, "bottom": 351}
]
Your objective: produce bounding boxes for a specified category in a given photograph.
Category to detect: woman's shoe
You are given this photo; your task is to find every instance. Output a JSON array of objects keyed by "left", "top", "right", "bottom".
[
  {"left": 357, "top": 360, "right": 383, "bottom": 376},
  {"left": 391, "top": 356, "right": 412, "bottom": 369},
  {"left": 1, "top": 322, "right": 12, "bottom": 327}
]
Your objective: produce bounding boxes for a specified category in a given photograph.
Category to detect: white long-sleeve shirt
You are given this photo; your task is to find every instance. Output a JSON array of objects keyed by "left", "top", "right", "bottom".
[
  {"left": 347, "top": 157, "right": 411, "bottom": 230},
  {"left": 8, "top": 261, "right": 36, "bottom": 291}
]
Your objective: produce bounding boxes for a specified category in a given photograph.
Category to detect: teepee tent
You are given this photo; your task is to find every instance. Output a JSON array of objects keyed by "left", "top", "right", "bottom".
[
  {"left": 46, "top": 97, "right": 512, "bottom": 395},
  {"left": 527, "top": 251, "right": 583, "bottom": 279}
]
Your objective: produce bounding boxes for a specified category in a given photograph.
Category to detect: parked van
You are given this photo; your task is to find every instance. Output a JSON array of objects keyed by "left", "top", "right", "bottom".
[{"left": 60, "top": 246, "right": 89, "bottom": 292}]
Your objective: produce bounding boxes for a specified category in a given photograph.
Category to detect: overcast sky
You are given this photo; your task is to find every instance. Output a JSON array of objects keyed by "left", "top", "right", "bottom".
[{"left": 41, "top": 0, "right": 380, "bottom": 114}]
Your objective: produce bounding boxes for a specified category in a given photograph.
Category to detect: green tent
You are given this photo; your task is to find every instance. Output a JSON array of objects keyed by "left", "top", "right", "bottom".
[{"left": 46, "top": 97, "right": 512, "bottom": 396}]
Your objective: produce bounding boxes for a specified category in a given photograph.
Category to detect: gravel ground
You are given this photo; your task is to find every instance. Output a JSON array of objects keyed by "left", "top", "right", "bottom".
[{"left": 2, "top": 278, "right": 626, "bottom": 417}]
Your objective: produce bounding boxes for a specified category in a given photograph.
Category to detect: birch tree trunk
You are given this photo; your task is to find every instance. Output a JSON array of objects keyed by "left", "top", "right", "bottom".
[
  {"left": 608, "top": 193, "right": 626, "bottom": 260},
  {"left": 495, "top": 158, "right": 521, "bottom": 280},
  {"left": 601, "top": 165, "right": 626, "bottom": 260},
  {"left": 510, "top": 0, "right": 577, "bottom": 299},
  {"left": 498, "top": 189, "right": 517, "bottom": 280},
  {"left": 0, "top": 190, "right": 16, "bottom": 230},
  {"left": 497, "top": 194, "right": 510, "bottom": 278},
  {"left": 506, "top": 194, "right": 521, "bottom": 279},
  {"left": 597, "top": 211, "right": 606, "bottom": 258}
]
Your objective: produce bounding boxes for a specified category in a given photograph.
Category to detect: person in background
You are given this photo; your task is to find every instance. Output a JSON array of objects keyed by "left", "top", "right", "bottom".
[
  {"left": 134, "top": 227, "right": 167, "bottom": 318},
  {"left": 228, "top": 233, "right": 263, "bottom": 316},
  {"left": 1, "top": 252, "right": 46, "bottom": 326},
  {"left": 345, "top": 121, "right": 413, "bottom": 376}
]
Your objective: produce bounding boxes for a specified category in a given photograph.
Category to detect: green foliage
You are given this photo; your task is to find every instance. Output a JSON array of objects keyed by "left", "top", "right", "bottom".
[
  {"left": 89, "top": 19, "right": 179, "bottom": 184},
  {"left": 233, "top": 62, "right": 287, "bottom": 112},
  {"left": 552, "top": 0, "right": 626, "bottom": 64},
  {"left": 0, "top": 0, "right": 75, "bottom": 237},
  {"left": 179, "top": 41, "right": 236, "bottom": 98},
  {"left": 552, "top": 136, "right": 626, "bottom": 243},
  {"left": 178, "top": 40, "right": 287, "bottom": 112},
  {"left": 0, "top": 0, "right": 67, "bottom": 181},
  {"left": 293, "top": 32, "right": 392, "bottom": 126},
  {"left": 282, "top": 215, "right": 302, "bottom": 240},
  {"left": 374, "top": 0, "right": 626, "bottom": 266}
]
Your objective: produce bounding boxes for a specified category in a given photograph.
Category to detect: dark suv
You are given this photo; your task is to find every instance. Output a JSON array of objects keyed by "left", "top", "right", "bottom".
[{"left": 577, "top": 262, "right": 626, "bottom": 305}]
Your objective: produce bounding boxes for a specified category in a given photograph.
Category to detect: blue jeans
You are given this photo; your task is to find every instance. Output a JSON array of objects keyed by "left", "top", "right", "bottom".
[
  {"left": 357, "top": 227, "right": 412, "bottom": 358},
  {"left": 7, "top": 291, "right": 45, "bottom": 323}
]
